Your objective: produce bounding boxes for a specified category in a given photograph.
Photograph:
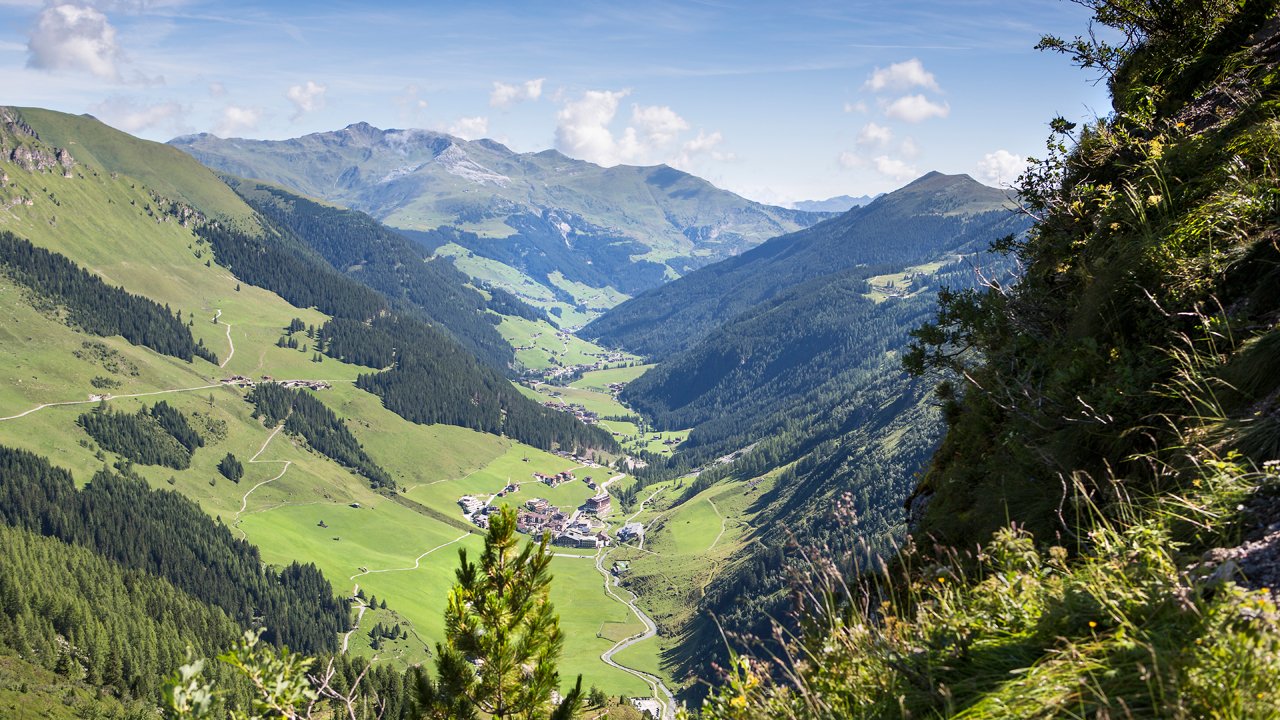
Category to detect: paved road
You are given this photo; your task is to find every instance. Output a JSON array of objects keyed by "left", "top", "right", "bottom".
[{"left": 594, "top": 547, "right": 676, "bottom": 719}]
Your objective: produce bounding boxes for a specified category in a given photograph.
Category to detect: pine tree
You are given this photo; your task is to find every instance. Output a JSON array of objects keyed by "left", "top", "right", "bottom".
[{"left": 435, "top": 506, "right": 582, "bottom": 720}]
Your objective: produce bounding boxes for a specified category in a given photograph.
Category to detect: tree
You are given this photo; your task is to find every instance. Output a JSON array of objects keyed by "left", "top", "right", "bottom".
[
  {"left": 218, "top": 452, "right": 243, "bottom": 483},
  {"left": 434, "top": 506, "right": 582, "bottom": 720}
]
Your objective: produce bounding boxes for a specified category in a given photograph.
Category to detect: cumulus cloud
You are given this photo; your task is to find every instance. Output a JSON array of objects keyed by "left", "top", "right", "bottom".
[
  {"left": 27, "top": 3, "right": 120, "bottom": 79},
  {"left": 555, "top": 89, "right": 729, "bottom": 168},
  {"left": 976, "top": 149, "right": 1027, "bottom": 186},
  {"left": 837, "top": 151, "right": 864, "bottom": 169},
  {"left": 214, "top": 105, "right": 261, "bottom": 137},
  {"left": 856, "top": 122, "right": 892, "bottom": 146},
  {"left": 631, "top": 104, "right": 689, "bottom": 146},
  {"left": 448, "top": 115, "right": 489, "bottom": 140},
  {"left": 490, "top": 78, "right": 544, "bottom": 108},
  {"left": 91, "top": 96, "right": 186, "bottom": 133},
  {"left": 675, "top": 129, "right": 735, "bottom": 168},
  {"left": 285, "top": 80, "right": 326, "bottom": 121},
  {"left": 883, "top": 94, "right": 950, "bottom": 123},
  {"left": 865, "top": 58, "right": 940, "bottom": 92},
  {"left": 873, "top": 155, "right": 918, "bottom": 181},
  {"left": 554, "top": 89, "right": 633, "bottom": 165}
]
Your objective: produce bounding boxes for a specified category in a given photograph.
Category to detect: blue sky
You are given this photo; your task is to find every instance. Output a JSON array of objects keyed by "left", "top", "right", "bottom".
[{"left": 1, "top": 0, "right": 1111, "bottom": 204}]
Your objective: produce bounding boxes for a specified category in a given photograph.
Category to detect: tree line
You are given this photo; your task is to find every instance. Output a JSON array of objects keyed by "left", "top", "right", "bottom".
[
  {"left": 0, "top": 231, "right": 217, "bottom": 364},
  {"left": 0, "top": 445, "right": 348, "bottom": 656},
  {"left": 247, "top": 383, "right": 395, "bottom": 490}
]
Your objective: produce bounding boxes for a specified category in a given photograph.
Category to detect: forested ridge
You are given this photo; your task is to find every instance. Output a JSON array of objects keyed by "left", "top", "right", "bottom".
[
  {"left": 0, "top": 231, "right": 217, "bottom": 364},
  {"left": 224, "top": 178, "right": 540, "bottom": 368},
  {"left": 584, "top": 172, "right": 1022, "bottom": 357},
  {"left": 0, "top": 524, "right": 245, "bottom": 703},
  {"left": 0, "top": 445, "right": 348, "bottom": 656}
]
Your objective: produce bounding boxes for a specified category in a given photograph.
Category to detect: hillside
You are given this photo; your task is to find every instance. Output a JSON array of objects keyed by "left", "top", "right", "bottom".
[
  {"left": 0, "top": 105, "right": 656, "bottom": 711},
  {"left": 220, "top": 176, "right": 540, "bottom": 370},
  {"left": 588, "top": 174, "right": 1027, "bottom": 699},
  {"left": 169, "top": 125, "right": 822, "bottom": 324},
  {"left": 584, "top": 172, "right": 1021, "bottom": 357},
  {"left": 696, "top": 2, "right": 1280, "bottom": 717}
]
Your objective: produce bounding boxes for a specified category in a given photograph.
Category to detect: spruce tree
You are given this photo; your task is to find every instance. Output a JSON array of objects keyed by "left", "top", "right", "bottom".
[{"left": 435, "top": 506, "right": 582, "bottom": 720}]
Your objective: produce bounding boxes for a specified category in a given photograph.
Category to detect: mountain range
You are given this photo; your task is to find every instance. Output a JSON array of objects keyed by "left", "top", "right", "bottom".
[
  {"left": 791, "top": 193, "right": 879, "bottom": 212},
  {"left": 170, "top": 124, "right": 824, "bottom": 326}
]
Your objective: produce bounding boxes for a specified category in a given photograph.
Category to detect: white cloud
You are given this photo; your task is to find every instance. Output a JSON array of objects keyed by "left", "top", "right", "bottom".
[
  {"left": 27, "top": 3, "right": 120, "bottom": 79},
  {"left": 214, "top": 104, "right": 260, "bottom": 137},
  {"left": 285, "top": 80, "right": 326, "bottom": 121},
  {"left": 843, "top": 100, "right": 868, "bottom": 114},
  {"left": 554, "top": 89, "right": 633, "bottom": 165},
  {"left": 208, "top": 81, "right": 226, "bottom": 97},
  {"left": 873, "top": 155, "right": 918, "bottom": 181},
  {"left": 976, "top": 149, "right": 1027, "bottom": 186},
  {"left": 490, "top": 78, "right": 544, "bottom": 108},
  {"left": 91, "top": 96, "right": 186, "bottom": 133},
  {"left": 900, "top": 137, "right": 918, "bottom": 157},
  {"left": 883, "top": 94, "right": 950, "bottom": 123},
  {"left": 856, "top": 122, "right": 892, "bottom": 146},
  {"left": 865, "top": 58, "right": 939, "bottom": 92},
  {"left": 448, "top": 115, "right": 489, "bottom": 140},
  {"left": 837, "top": 151, "right": 864, "bottom": 169},
  {"left": 555, "top": 89, "right": 729, "bottom": 168},
  {"left": 631, "top": 104, "right": 689, "bottom": 146},
  {"left": 676, "top": 129, "right": 734, "bottom": 168}
]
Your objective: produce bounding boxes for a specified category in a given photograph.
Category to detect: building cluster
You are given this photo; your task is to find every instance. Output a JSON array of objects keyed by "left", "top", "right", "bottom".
[
  {"left": 540, "top": 400, "right": 599, "bottom": 424},
  {"left": 533, "top": 469, "right": 575, "bottom": 488},
  {"left": 220, "top": 375, "right": 331, "bottom": 391},
  {"left": 516, "top": 497, "right": 610, "bottom": 549}
]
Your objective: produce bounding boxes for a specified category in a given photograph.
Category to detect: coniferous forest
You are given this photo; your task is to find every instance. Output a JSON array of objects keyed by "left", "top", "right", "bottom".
[{"left": 0, "top": 231, "right": 217, "bottom": 364}]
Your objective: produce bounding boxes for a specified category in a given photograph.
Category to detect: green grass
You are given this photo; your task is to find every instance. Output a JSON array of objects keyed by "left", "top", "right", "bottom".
[
  {"left": 569, "top": 364, "right": 653, "bottom": 393},
  {"left": 547, "top": 556, "right": 652, "bottom": 696}
]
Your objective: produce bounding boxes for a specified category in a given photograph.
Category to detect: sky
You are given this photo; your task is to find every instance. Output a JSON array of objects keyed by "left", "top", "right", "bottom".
[{"left": 0, "top": 0, "right": 1113, "bottom": 206}]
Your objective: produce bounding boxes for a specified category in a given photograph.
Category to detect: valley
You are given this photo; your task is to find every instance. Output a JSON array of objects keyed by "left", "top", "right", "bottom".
[{"left": 0, "top": 103, "right": 1013, "bottom": 712}]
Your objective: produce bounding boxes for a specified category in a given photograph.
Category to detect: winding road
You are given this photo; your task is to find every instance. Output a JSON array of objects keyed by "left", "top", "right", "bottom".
[{"left": 594, "top": 546, "right": 676, "bottom": 719}]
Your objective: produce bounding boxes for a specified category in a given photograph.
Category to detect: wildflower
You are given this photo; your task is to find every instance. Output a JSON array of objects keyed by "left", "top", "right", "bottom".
[
  {"left": 1175, "top": 121, "right": 1186, "bottom": 128},
  {"left": 1146, "top": 194, "right": 1162, "bottom": 207},
  {"left": 1088, "top": 621, "right": 1097, "bottom": 628}
]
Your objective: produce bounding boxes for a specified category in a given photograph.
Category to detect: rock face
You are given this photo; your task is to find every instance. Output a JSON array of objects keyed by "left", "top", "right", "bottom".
[{"left": 2, "top": 106, "right": 75, "bottom": 177}]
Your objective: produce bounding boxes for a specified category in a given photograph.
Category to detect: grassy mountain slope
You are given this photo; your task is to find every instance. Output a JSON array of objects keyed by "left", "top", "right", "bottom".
[
  {"left": 697, "top": 3, "right": 1280, "bottom": 717},
  {"left": 584, "top": 172, "right": 1021, "bottom": 357},
  {"left": 169, "top": 125, "right": 822, "bottom": 321},
  {"left": 0, "top": 106, "right": 652, "bottom": 700}
]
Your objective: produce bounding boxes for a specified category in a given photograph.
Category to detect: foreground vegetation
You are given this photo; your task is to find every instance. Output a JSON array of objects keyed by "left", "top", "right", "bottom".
[{"left": 697, "top": 0, "right": 1280, "bottom": 716}]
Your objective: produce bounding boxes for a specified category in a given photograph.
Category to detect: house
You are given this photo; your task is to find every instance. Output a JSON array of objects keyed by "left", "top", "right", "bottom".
[
  {"left": 583, "top": 492, "right": 611, "bottom": 516},
  {"left": 526, "top": 497, "right": 550, "bottom": 513},
  {"left": 618, "top": 522, "right": 645, "bottom": 542},
  {"left": 554, "top": 531, "right": 599, "bottom": 549}
]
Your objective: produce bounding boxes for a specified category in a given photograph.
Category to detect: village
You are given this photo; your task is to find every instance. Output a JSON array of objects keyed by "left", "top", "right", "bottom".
[
  {"left": 456, "top": 467, "right": 618, "bottom": 549},
  {"left": 219, "top": 374, "right": 332, "bottom": 391}
]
